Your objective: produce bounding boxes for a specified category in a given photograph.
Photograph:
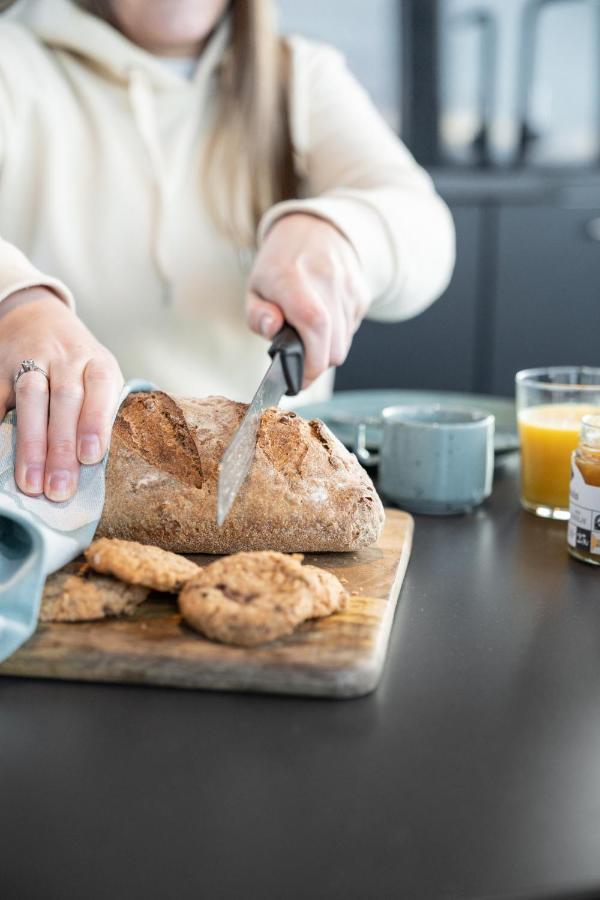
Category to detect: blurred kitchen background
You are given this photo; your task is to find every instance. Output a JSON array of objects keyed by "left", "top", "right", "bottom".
[{"left": 278, "top": 0, "right": 600, "bottom": 397}]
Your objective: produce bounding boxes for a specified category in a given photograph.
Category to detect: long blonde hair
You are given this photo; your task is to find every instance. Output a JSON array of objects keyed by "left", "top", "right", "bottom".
[
  {"left": 2, "top": 0, "right": 297, "bottom": 245},
  {"left": 208, "top": 1, "right": 297, "bottom": 245}
]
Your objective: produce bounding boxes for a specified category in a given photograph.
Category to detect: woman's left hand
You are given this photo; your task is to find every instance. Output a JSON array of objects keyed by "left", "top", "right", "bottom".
[{"left": 246, "top": 213, "right": 370, "bottom": 388}]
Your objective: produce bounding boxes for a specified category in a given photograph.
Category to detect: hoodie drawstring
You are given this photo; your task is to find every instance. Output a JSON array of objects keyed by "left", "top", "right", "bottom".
[{"left": 127, "top": 67, "right": 172, "bottom": 304}]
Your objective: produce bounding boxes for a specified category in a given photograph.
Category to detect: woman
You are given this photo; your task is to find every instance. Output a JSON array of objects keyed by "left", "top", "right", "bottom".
[{"left": 0, "top": 0, "right": 455, "bottom": 503}]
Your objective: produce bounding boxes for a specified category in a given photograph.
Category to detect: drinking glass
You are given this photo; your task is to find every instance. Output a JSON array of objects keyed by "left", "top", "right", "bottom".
[{"left": 516, "top": 367, "right": 600, "bottom": 519}]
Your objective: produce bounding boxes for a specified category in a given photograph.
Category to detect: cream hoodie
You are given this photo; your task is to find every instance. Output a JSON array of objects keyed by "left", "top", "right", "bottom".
[{"left": 0, "top": 0, "right": 455, "bottom": 403}]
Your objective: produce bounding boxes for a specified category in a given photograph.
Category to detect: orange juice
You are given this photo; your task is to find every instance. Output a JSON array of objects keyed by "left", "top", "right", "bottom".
[{"left": 518, "top": 404, "right": 600, "bottom": 511}]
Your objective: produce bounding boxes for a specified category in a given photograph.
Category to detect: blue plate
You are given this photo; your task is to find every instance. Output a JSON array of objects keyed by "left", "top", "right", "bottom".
[{"left": 293, "top": 389, "right": 518, "bottom": 457}]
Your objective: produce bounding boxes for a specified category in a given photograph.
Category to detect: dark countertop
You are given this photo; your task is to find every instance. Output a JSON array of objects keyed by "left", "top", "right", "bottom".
[{"left": 2, "top": 454, "right": 599, "bottom": 900}]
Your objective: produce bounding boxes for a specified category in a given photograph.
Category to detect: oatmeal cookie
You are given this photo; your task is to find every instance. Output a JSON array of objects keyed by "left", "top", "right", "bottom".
[
  {"left": 40, "top": 561, "right": 149, "bottom": 622},
  {"left": 178, "top": 551, "right": 311, "bottom": 646},
  {"left": 303, "top": 565, "right": 349, "bottom": 618},
  {"left": 85, "top": 538, "right": 199, "bottom": 592},
  {"left": 179, "top": 551, "right": 348, "bottom": 647}
]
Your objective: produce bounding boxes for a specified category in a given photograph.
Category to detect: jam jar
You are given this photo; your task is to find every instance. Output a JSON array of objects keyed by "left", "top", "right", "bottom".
[{"left": 568, "top": 415, "right": 600, "bottom": 566}]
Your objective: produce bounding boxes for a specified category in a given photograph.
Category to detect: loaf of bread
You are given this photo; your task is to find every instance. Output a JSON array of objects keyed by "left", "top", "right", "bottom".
[{"left": 97, "top": 392, "right": 384, "bottom": 553}]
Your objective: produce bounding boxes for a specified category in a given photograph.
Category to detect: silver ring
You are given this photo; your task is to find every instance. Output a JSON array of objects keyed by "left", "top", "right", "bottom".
[{"left": 14, "top": 359, "right": 49, "bottom": 389}]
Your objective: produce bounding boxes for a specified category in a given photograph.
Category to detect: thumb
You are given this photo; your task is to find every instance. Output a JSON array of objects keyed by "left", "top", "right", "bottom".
[{"left": 246, "top": 292, "right": 285, "bottom": 340}]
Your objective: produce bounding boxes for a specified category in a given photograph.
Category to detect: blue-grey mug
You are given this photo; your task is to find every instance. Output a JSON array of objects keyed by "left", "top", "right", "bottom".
[{"left": 377, "top": 405, "right": 495, "bottom": 515}]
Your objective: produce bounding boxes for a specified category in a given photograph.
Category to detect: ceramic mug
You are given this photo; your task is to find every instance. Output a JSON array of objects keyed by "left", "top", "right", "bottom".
[{"left": 377, "top": 405, "right": 495, "bottom": 515}]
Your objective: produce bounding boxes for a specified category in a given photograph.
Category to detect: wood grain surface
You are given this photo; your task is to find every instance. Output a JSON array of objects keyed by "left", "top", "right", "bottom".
[{"left": 0, "top": 509, "right": 413, "bottom": 698}]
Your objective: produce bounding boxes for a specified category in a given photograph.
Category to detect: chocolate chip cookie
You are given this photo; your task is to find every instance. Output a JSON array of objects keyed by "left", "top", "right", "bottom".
[{"left": 85, "top": 538, "right": 199, "bottom": 592}]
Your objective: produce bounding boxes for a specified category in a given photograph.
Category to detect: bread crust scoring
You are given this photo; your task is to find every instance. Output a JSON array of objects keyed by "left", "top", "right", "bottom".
[{"left": 98, "top": 392, "right": 384, "bottom": 554}]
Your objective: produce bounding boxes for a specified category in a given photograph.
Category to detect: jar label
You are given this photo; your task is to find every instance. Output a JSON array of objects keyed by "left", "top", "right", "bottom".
[{"left": 568, "top": 453, "right": 600, "bottom": 555}]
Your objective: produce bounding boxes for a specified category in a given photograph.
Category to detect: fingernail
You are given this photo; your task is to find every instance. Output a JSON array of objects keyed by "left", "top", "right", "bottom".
[
  {"left": 78, "top": 434, "right": 101, "bottom": 465},
  {"left": 47, "top": 470, "right": 71, "bottom": 502},
  {"left": 25, "top": 465, "right": 43, "bottom": 494},
  {"left": 259, "top": 314, "right": 274, "bottom": 337}
]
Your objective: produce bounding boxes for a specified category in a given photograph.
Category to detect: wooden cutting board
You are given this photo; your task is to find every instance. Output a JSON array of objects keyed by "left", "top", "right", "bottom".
[{"left": 0, "top": 509, "right": 413, "bottom": 699}]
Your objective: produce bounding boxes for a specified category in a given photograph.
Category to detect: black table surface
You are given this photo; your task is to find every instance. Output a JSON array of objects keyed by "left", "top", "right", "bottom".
[{"left": 2, "top": 454, "right": 600, "bottom": 900}]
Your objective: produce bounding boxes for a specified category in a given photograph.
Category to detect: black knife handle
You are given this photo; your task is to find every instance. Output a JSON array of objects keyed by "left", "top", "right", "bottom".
[{"left": 268, "top": 324, "right": 305, "bottom": 396}]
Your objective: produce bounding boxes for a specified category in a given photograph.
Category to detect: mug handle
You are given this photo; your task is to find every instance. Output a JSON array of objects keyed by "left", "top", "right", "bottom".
[{"left": 354, "top": 421, "right": 380, "bottom": 466}]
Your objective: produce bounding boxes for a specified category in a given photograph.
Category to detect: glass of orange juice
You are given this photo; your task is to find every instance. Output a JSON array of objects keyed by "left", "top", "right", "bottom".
[{"left": 516, "top": 367, "right": 600, "bottom": 519}]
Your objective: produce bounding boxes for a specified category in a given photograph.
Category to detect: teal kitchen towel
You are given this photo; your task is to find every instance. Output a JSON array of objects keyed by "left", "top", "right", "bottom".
[{"left": 0, "top": 379, "right": 154, "bottom": 663}]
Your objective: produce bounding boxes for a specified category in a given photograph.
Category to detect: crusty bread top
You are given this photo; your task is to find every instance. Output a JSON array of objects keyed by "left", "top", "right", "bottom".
[
  {"left": 114, "top": 392, "right": 372, "bottom": 489},
  {"left": 100, "top": 392, "right": 384, "bottom": 553}
]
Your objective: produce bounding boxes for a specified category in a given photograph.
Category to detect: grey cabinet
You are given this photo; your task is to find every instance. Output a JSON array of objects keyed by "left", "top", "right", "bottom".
[
  {"left": 489, "top": 205, "right": 600, "bottom": 396},
  {"left": 335, "top": 205, "right": 482, "bottom": 391},
  {"left": 338, "top": 181, "right": 600, "bottom": 397}
]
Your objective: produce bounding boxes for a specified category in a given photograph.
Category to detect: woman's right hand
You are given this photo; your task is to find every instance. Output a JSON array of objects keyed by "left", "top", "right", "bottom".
[{"left": 0, "top": 287, "right": 123, "bottom": 502}]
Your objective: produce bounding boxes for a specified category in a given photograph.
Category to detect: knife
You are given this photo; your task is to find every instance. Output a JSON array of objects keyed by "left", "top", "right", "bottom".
[{"left": 216, "top": 324, "right": 305, "bottom": 527}]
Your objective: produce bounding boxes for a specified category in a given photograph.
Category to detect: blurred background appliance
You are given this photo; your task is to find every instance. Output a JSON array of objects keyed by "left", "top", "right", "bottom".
[{"left": 279, "top": 0, "right": 600, "bottom": 396}]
